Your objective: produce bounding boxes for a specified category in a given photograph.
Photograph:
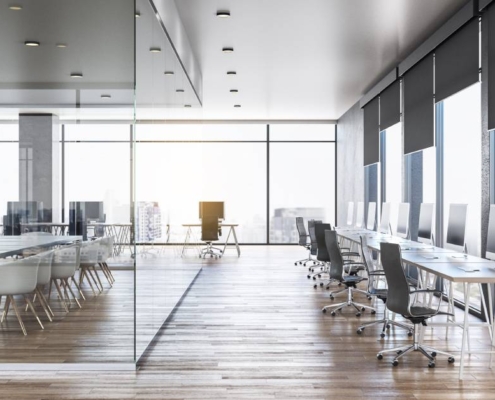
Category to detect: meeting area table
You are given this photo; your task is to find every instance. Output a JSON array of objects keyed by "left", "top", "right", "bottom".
[
  {"left": 181, "top": 223, "right": 241, "bottom": 257},
  {"left": 336, "top": 228, "right": 495, "bottom": 380},
  {"left": 0, "top": 235, "right": 82, "bottom": 259}
]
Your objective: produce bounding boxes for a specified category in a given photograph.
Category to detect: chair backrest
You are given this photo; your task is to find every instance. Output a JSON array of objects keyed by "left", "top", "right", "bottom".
[
  {"left": 379, "top": 203, "right": 392, "bottom": 234},
  {"left": 445, "top": 203, "right": 468, "bottom": 252},
  {"left": 396, "top": 203, "right": 410, "bottom": 238},
  {"left": 36, "top": 249, "right": 54, "bottom": 286},
  {"left": 486, "top": 205, "right": 495, "bottom": 260},
  {"left": 418, "top": 203, "right": 434, "bottom": 244},
  {"left": 296, "top": 217, "right": 307, "bottom": 245},
  {"left": 0, "top": 255, "right": 40, "bottom": 295},
  {"left": 324, "top": 230, "right": 344, "bottom": 280},
  {"left": 52, "top": 244, "right": 81, "bottom": 279},
  {"left": 201, "top": 216, "right": 219, "bottom": 241},
  {"left": 379, "top": 242, "right": 410, "bottom": 315},
  {"left": 315, "top": 223, "right": 331, "bottom": 262},
  {"left": 308, "top": 220, "right": 322, "bottom": 256},
  {"left": 346, "top": 202, "right": 354, "bottom": 226},
  {"left": 367, "top": 202, "right": 376, "bottom": 230},
  {"left": 355, "top": 202, "right": 364, "bottom": 228}
]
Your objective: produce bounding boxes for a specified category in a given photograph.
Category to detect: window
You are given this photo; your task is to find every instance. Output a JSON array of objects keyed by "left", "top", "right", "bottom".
[
  {"left": 0, "top": 125, "right": 19, "bottom": 219},
  {"left": 383, "top": 123, "right": 402, "bottom": 203}
]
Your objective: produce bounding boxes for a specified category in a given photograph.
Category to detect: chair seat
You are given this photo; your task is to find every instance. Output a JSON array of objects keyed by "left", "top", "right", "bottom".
[
  {"left": 369, "top": 288, "right": 387, "bottom": 297},
  {"left": 342, "top": 275, "right": 363, "bottom": 284},
  {"left": 408, "top": 305, "right": 437, "bottom": 318},
  {"left": 342, "top": 252, "right": 360, "bottom": 257}
]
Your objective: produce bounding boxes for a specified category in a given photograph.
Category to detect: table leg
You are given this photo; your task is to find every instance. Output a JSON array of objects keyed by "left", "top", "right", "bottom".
[
  {"left": 488, "top": 283, "right": 495, "bottom": 369},
  {"left": 222, "top": 228, "right": 232, "bottom": 255},
  {"left": 181, "top": 227, "right": 191, "bottom": 257},
  {"left": 232, "top": 226, "right": 240, "bottom": 257},
  {"left": 459, "top": 282, "right": 471, "bottom": 380}
]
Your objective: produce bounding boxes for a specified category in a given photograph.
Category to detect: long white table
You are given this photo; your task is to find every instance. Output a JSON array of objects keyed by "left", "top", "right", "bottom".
[
  {"left": 0, "top": 235, "right": 82, "bottom": 258},
  {"left": 336, "top": 228, "right": 495, "bottom": 380}
]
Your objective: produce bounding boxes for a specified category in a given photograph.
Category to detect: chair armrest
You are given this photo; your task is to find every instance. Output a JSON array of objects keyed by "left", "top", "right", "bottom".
[
  {"left": 368, "top": 270, "right": 385, "bottom": 275},
  {"left": 409, "top": 289, "right": 442, "bottom": 296}
]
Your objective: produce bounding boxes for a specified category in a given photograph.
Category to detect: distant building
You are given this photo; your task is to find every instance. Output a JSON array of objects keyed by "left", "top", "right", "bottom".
[
  {"left": 136, "top": 202, "right": 162, "bottom": 242},
  {"left": 270, "top": 208, "right": 326, "bottom": 243}
]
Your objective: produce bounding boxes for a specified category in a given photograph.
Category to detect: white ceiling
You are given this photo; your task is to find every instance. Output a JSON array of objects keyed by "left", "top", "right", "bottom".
[{"left": 175, "top": 0, "right": 469, "bottom": 120}]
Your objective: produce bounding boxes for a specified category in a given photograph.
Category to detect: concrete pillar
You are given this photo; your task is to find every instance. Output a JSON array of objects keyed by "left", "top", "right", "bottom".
[{"left": 19, "top": 114, "right": 60, "bottom": 222}]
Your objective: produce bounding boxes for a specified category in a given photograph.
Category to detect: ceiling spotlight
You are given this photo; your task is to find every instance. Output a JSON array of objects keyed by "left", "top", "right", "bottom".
[
  {"left": 24, "top": 41, "right": 40, "bottom": 47},
  {"left": 101, "top": 94, "right": 111, "bottom": 99},
  {"left": 70, "top": 72, "right": 83, "bottom": 78},
  {"left": 230, "top": 89, "right": 239, "bottom": 93},
  {"left": 164, "top": 71, "right": 174, "bottom": 75},
  {"left": 149, "top": 47, "right": 161, "bottom": 53},
  {"left": 176, "top": 89, "right": 184, "bottom": 93},
  {"left": 56, "top": 43, "right": 67, "bottom": 48},
  {"left": 234, "top": 104, "right": 241, "bottom": 108},
  {"left": 216, "top": 10, "right": 230, "bottom": 18},
  {"left": 184, "top": 104, "right": 192, "bottom": 108},
  {"left": 135, "top": 11, "right": 141, "bottom": 17},
  {"left": 222, "top": 47, "right": 234, "bottom": 53},
  {"left": 9, "top": 5, "right": 22, "bottom": 10},
  {"left": 227, "top": 71, "right": 237, "bottom": 75}
]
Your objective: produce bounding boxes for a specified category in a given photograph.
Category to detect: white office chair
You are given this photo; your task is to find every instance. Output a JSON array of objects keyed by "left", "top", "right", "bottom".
[
  {"left": 25, "top": 250, "right": 55, "bottom": 321},
  {"left": 50, "top": 244, "right": 83, "bottom": 311},
  {"left": 0, "top": 255, "right": 44, "bottom": 335},
  {"left": 79, "top": 241, "right": 103, "bottom": 295},
  {"left": 97, "top": 237, "right": 115, "bottom": 287}
]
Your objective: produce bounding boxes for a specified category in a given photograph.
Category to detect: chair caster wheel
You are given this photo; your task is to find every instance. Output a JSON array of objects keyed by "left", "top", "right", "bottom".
[
  {"left": 380, "top": 333, "right": 386, "bottom": 338},
  {"left": 396, "top": 350, "right": 403, "bottom": 355},
  {"left": 313, "top": 277, "right": 316, "bottom": 280},
  {"left": 407, "top": 331, "right": 413, "bottom": 337},
  {"left": 386, "top": 324, "right": 391, "bottom": 329},
  {"left": 307, "top": 275, "right": 310, "bottom": 279},
  {"left": 357, "top": 328, "right": 364, "bottom": 334},
  {"left": 428, "top": 362, "right": 435, "bottom": 368},
  {"left": 361, "top": 307, "right": 366, "bottom": 312},
  {"left": 299, "top": 262, "right": 302, "bottom": 265},
  {"left": 392, "top": 360, "right": 399, "bottom": 367},
  {"left": 294, "top": 262, "right": 297, "bottom": 266},
  {"left": 325, "top": 287, "right": 329, "bottom": 290},
  {"left": 356, "top": 312, "right": 361, "bottom": 317},
  {"left": 320, "top": 282, "right": 324, "bottom": 287},
  {"left": 338, "top": 283, "right": 342, "bottom": 286},
  {"left": 330, "top": 311, "right": 336, "bottom": 316},
  {"left": 377, "top": 354, "right": 383, "bottom": 360},
  {"left": 448, "top": 357, "right": 455, "bottom": 364},
  {"left": 431, "top": 352, "right": 437, "bottom": 358},
  {"left": 322, "top": 308, "right": 327, "bottom": 313},
  {"left": 367, "top": 296, "right": 372, "bottom": 300},
  {"left": 313, "top": 284, "right": 317, "bottom": 289},
  {"left": 371, "top": 310, "right": 376, "bottom": 314},
  {"left": 329, "top": 295, "right": 334, "bottom": 300}
]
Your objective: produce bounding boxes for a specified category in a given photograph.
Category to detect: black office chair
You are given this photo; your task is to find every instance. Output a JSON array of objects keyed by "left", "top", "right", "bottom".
[
  {"left": 376, "top": 242, "right": 455, "bottom": 368},
  {"left": 295, "top": 217, "right": 311, "bottom": 266},
  {"left": 307, "top": 219, "right": 322, "bottom": 271},
  {"left": 200, "top": 216, "right": 222, "bottom": 259},
  {"left": 356, "top": 236, "right": 413, "bottom": 338},
  {"left": 308, "top": 223, "right": 332, "bottom": 285},
  {"left": 322, "top": 230, "right": 376, "bottom": 316}
]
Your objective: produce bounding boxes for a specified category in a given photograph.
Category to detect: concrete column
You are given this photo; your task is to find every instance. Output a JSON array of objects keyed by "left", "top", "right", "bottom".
[{"left": 19, "top": 114, "right": 60, "bottom": 222}]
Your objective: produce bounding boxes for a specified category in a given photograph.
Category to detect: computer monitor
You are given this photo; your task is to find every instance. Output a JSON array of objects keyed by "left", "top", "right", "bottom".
[
  {"left": 396, "top": 203, "right": 410, "bottom": 238},
  {"left": 355, "top": 202, "right": 364, "bottom": 228},
  {"left": 379, "top": 203, "right": 392, "bottom": 234},
  {"left": 445, "top": 203, "right": 468, "bottom": 252},
  {"left": 486, "top": 205, "right": 495, "bottom": 260},
  {"left": 346, "top": 202, "right": 354, "bottom": 226},
  {"left": 366, "top": 202, "right": 376, "bottom": 230},
  {"left": 418, "top": 203, "right": 434, "bottom": 244},
  {"left": 199, "top": 202, "right": 224, "bottom": 219},
  {"left": 84, "top": 201, "right": 104, "bottom": 221}
]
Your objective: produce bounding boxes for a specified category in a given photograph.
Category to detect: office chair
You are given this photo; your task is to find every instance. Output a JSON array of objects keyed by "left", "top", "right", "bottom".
[
  {"left": 309, "top": 223, "right": 332, "bottom": 285},
  {"left": 356, "top": 236, "right": 413, "bottom": 337},
  {"left": 377, "top": 242, "right": 455, "bottom": 368},
  {"left": 295, "top": 217, "right": 311, "bottom": 266},
  {"left": 200, "top": 216, "right": 222, "bottom": 258},
  {"left": 307, "top": 219, "right": 322, "bottom": 271},
  {"left": 322, "top": 230, "right": 376, "bottom": 316}
]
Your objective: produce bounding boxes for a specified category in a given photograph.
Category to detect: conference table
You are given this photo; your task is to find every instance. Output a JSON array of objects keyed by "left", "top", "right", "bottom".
[
  {"left": 181, "top": 223, "right": 241, "bottom": 257},
  {"left": 0, "top": 235, "right": 82, "bottom": 258},
  {"left": 336, "top": 228, "right": 495, "bottom": 380}
]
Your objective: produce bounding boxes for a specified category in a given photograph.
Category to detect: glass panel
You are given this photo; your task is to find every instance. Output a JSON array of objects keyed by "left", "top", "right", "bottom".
[
  {"left": 442, "top": 83, "right": 482, "bottom": 307},
  {"left": 136, "top": 124, "right": 266, "bottom": 141},
  {"left": 384, "top": 123, "right": 402, "bottom": 203},
  {"left": 270, "top": 124, "right": 335, "bottom": 141},
  {"left": 270, "top": 143, "right": 336, "bottom": 243},
  {"left": 65, "top": 124, "right": 130, "bottom": 141}
]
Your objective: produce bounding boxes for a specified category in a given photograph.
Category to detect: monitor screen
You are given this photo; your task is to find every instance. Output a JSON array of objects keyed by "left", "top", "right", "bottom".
[
  {"left": 486, "top": 205, "right": 495, "bottom": 257},
  {"left": 446, "top": 204, "right": 468, "bottom": 248},
  {"left": 355, "top": 202, "right": 364, "bottom": 227},
  {"left": 367, "top": 202, "right": 376, "bottom": 230},
  {"left": 396, "top": 203, "right": 410, "bottom": 236},
  {"left": 346, "top": 202, "right": 354, "bottom": 226},
  {"left": 199, "top": 202, "right": 224, "bottom": 219},
  {"left": 418, "top": 203, "right": 434, "bottom": 240},
  {"left": 379, "top": 203, "right": 391, "bottom": 233},
  {"left": 84, "top": 201, "right": 104, "bottom": 221}
]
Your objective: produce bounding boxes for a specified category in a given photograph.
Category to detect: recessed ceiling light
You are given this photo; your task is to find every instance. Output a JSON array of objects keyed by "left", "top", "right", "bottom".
[
  {"left": 230, "top": 89, "right": 239, "bottom": 93},
  {"left": 227, "top": 71, "right": 237, "bottom": 75},
  {"left": 216, "top": 10, "right": 230, "bottom": 18},
  {"left": 101, "top": 94, "right": 111, "bottom": 99},
  {"left": 234, "top": 104, "right": 241, "bottom": 108},
  {"left": 222, "top": 47, "right": 234, "bottom": 53},
  {"left": 184, "top": 104, "right": 192, "bottom": 108},
  {"left": 164, "top": 71, "right": 174, "bottom": 75},
  {"left": 24, "top": 41, "right": 40, "bottom": 47},
  {"left": 149, "top": 47, "right": 161, "bottom": 53},
  {"left": 176, "top": 89, "right": 184, "bottom": 93},
  {"left": 70, "top": 73, "right": 83, "bottom": 78},
  {"left": 9, "top": 5, "right": 22, "bottom": 10},
  {"left": 135, "top": 11, "right": 141, "bottom": 18},
  {"left": 56, "top": 43, "right": 67, "bottom": 48}
]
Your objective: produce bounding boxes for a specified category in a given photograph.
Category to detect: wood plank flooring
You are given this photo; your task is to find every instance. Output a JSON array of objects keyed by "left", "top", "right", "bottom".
[{"left": 1, "top": 246, "right": 495, "bottom": 399}]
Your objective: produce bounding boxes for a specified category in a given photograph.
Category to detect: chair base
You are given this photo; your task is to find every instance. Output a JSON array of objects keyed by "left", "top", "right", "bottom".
[
  {"left": 322, "top": 286, "right": 376, "bottom": 317},
  {"left": 356, "top": 308, "right": 413, "bottom": 338},
  {"left": 200, "top": 243, "right": 222, "bottom": 259}
]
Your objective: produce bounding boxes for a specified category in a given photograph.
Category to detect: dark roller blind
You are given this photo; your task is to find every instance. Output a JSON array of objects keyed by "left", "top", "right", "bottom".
[
  {"left": 380, "top": 80, "right": 400, "bottom": 131},
  {"left": 488, "top": 5, "right": 495, "bottom": 130},
  {"left": 403, "top": 54, "right": 434, "bottom": 155},
  {"left": 363, "top": 97, "right": 379, "bottom": 166},
  {"left": 435, "top": 19, "right": 479, "bottom": 103}
]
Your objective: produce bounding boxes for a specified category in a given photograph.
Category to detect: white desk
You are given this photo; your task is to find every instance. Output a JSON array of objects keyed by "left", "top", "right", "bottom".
[
  {"left": 0, "top": 235, "right": 82, "bottom": 258},
  {"left": 181, "top": 223, "right": 240, "bottom": 257},
  {"left": 337, "top": 228, "right": 495, "bottom": 380}
]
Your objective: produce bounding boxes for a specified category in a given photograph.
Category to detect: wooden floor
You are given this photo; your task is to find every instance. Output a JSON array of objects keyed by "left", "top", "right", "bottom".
[{"left": 1, "top": 246, "right": 495, "bottom": 399}]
